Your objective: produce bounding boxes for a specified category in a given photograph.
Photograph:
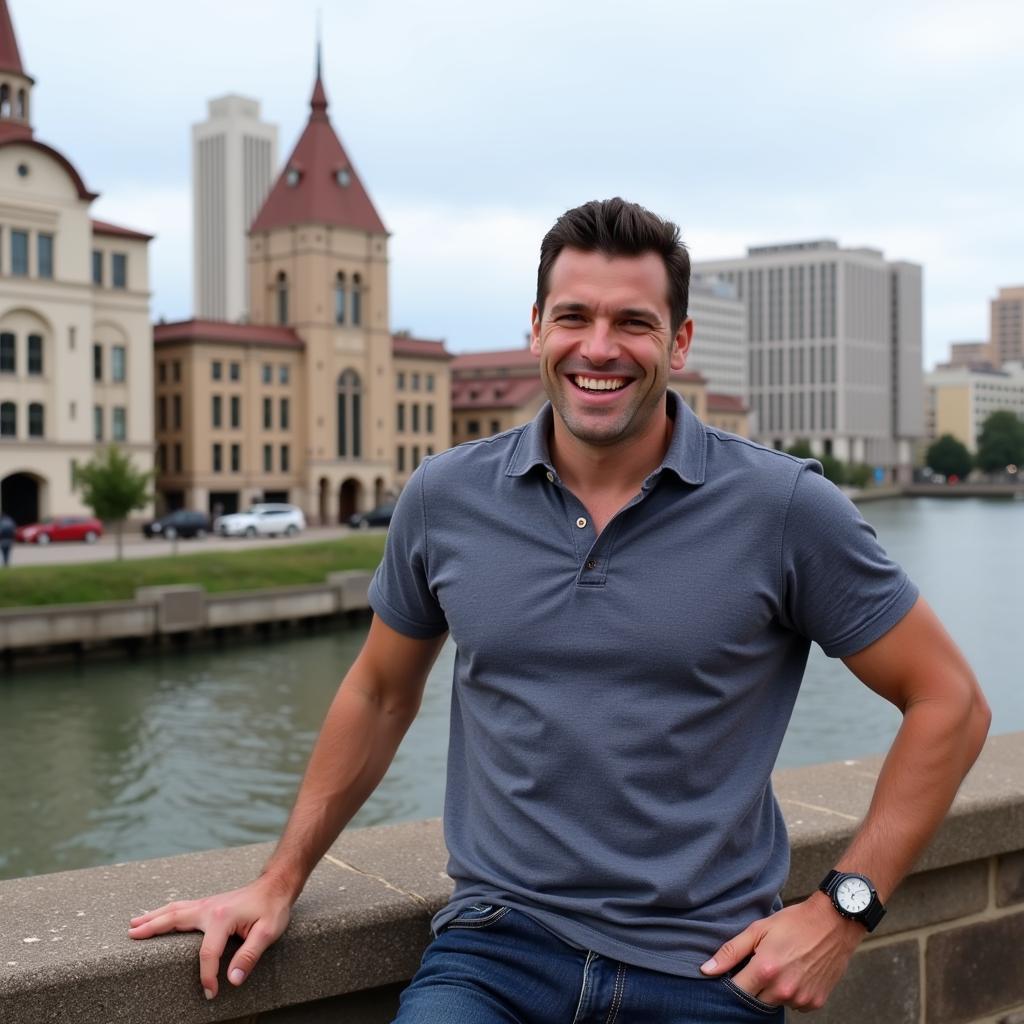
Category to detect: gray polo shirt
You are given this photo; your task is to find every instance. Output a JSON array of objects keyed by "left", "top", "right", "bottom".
[{"left": 369, "top": 391, "right": 918, "bottom": 978}]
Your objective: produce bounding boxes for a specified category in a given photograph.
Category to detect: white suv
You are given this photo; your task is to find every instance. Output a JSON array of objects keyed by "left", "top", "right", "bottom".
[{"left": 214, "top": 503, "right": 306, "bottom": 538}]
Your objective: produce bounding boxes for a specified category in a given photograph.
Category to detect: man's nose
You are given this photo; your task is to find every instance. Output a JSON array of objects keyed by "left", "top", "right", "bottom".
[{"left": 580, "top": 321, "right": 619, "bottom": 364}]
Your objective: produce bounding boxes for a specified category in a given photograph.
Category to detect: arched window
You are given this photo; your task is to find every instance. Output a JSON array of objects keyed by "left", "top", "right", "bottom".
[
  {"left": 336, "top": 369, "right": 362, "bottom": 458},
  {"left": 351, "top": 273, "right": 362, "bottom": 326},
  {"left": 0, "top": 401, "right": 15, "bottom": 437},
  {"left": 15, "top": 89, "right": 25, "bottom": 119},
  {"left": 28, "top": 402, "right": 43, "bottom": 438},
  {"left": 276, "top": 271, "right": 289, "bottom": 325},
  {"left": 0, "top": 85, "right": 9, "bottom": 118},
  {"left": 334, "top": 272, "right": 346, "bottom": 325}
]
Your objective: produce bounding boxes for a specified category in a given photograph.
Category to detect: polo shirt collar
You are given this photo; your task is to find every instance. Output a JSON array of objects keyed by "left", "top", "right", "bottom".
[{"left": 506, "top": 389, "right": 706, "bottom": 486}]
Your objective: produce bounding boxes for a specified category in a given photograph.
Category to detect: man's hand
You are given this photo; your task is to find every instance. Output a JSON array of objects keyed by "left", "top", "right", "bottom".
[
  {"left": 127, "top": 876, "right": 293, "bottom": 1000},
  {"left": 699, "top": 893, "right": 864, "bottom": 1012}
]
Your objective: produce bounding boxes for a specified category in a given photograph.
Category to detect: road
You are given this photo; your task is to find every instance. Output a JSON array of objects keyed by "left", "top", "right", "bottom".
[{"left": 9, "top": 525, "right": 369, "bottom": 566}]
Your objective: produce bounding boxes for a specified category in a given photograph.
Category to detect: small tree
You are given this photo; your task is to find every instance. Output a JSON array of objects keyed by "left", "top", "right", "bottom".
[
  {"left": 926, "top": 434, "right": 973, "bottom": 481},
  {"left": 785, "top": 440, "right": 815, "bottom": 460},
  {"left": 75, "top": 445, "right": 152, "bottom": 559},
  {"left": 818, "top": 454, "right": 845, "bottom": 485},
  {"left": 845, "top": 462, "right": 873, "bottom": 489},
  {"left": 975, "top": 410, "right": 1024, "bottom": 474}
]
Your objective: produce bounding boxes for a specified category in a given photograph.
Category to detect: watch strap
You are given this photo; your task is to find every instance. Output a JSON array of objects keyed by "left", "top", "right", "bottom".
[{"left": 818, "top": 870, "right": 886, "bottom": 933}]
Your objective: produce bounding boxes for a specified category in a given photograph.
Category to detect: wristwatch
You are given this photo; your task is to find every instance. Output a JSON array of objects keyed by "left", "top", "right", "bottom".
[{"left": 818, "top": 870, "right": 886, "bottom": 932}]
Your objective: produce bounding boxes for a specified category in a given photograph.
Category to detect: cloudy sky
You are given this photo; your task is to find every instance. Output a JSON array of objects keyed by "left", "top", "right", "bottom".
[{"left": 13, "top": 0, "right": 1023, "bottom": 365}]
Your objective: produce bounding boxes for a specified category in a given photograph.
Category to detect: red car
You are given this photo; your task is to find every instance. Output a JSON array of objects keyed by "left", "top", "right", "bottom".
[{"left": 15, "top": 516, "right": 104, "bottom": 544}]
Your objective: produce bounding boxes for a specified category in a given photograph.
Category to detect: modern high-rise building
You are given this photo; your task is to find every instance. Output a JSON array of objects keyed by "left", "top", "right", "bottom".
[
  {"left": 686, "top": 274, "right": 748, "bottom": 401},
  {"left": 0, "top": 0, "right": 153, "bottom": 524},
  {"left": 192, "top": 95, "right": 278, "bottom": 322},
  {"left": 695, "top": 240, "right": 923, "bottom": 479},
  {"left": 989, "top": 286, "right": 1024, "bottom": 367}
]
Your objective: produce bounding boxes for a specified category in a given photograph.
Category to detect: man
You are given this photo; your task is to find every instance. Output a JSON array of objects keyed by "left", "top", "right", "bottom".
[{"left": 130, "top": 199, "right": 989, "bottom": 1020}]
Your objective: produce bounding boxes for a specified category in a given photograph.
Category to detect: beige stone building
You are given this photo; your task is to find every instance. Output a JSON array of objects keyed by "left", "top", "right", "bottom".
[
  {"left": 0, "top": 0, "right": 153, "bottom": 525},
  {"left": 989, "top": 286, "right": 1024, "bottom": 367},
  {"left": 925, "top": 362, "right": 1024, "bottom": 452},
  {"left": 154, "top": 66, "right": 451, "bottom": 522}
]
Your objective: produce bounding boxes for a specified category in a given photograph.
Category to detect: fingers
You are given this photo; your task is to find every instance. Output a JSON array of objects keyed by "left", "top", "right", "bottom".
[
  {"left": 198, "top": 926, "right": 231, "bottom": 1000},
  {"left": 700, "top": 921, "right": 762, "bottom": 975},
  {"left": 226, "top": 921, "right": 280, "bottom": 989},
  {"left": 127, "top": 903, "right": 204, "bottom": 939}
]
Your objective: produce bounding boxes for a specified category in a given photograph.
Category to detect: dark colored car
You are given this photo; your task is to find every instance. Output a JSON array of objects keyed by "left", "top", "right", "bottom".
[
  {"left": 143, "top": 509, "right": 211, "bottom": 540},
  {"left": 348, "top": 503, "right": 396, "bottom": 530},
  {"left": 15, "top": 516, "right": 103, "bottom": 544}
]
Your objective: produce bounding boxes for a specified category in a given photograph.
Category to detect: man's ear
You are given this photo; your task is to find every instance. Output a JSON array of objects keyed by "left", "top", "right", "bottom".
[
  {"left": 671, "top": 317, "right": 695, "bottom": 371},
  {"left": 529, "top": 304, "right": 542, "bottom": 356}
]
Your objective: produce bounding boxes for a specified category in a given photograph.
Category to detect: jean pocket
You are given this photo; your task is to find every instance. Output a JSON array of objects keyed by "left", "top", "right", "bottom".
[
  {"left": 443, "top": 903, "right": 511, "bottom": 931},
  {"left": 720, "top": 977, "right": 784, "bottom": 1016}
]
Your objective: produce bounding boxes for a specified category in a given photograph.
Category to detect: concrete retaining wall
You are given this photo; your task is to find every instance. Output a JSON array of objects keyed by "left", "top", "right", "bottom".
[{"left": 1, "top": 733, "right": 1021, "bottom": 1024}]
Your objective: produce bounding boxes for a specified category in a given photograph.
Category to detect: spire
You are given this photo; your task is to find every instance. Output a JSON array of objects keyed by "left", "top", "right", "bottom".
[
  {"left": 0, "top": 0, "right": 24, "bottom": 76},
  {"left": 310, "top": 14, "right": 327, "bottom": 119}
]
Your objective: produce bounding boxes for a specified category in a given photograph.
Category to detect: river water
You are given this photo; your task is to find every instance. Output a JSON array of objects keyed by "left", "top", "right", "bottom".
[{"left": 1, "top": 497, "right": 1020, "bottom": 881}]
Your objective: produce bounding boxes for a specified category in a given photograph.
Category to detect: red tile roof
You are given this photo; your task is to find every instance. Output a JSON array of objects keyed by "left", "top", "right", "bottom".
[
  {"left": 250, "top": 73, "right": 386, "bottom": 236},
  {"left": 0, "top": 0, "right": 27, "bottom": 78},
  {"left": 154, "top": 319, "right": 303, "bottom": 349},
  {"left": 450, "top": 347, "right": 538, "bottom": 372},
  {"left": 451, "top": 375, "right": 546, "bottom": 411},
  {"left": 707, "top": 392, "right": 749, "bottom": 413},
  {"left": 392, "top": 335, "right": 453, "bottom": 360},
  {"left": 92, "top": 219, "right": 153, "bottom": 242}
]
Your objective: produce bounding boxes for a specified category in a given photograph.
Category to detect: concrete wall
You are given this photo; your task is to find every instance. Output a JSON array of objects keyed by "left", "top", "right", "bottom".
[{"left": 1, "top": 733, "right": 1021, "bottom": 1024}]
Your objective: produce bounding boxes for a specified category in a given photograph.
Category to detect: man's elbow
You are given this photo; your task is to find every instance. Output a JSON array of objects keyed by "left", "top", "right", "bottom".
[{"left": 964, "top": 679, "right": 992, "bottom": 760}]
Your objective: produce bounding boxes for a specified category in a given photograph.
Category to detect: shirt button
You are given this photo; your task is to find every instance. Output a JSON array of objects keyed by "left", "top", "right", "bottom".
[
  {"left": 576, "top": 517, "right": 587, "bottom": 529},
  {"left": 585, "top": 559, "right": 597, "bottom": 570},
  {"left": 546, "top": 471, "right": 554, "bottom": 482}
]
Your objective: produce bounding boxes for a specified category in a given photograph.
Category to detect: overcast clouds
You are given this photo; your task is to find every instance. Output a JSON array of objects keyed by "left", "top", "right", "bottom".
[{"left": 14, "top": 0, "right": 1024, "bottom": 364}]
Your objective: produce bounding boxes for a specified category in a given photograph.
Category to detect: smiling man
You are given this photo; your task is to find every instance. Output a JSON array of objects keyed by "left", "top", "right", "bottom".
[{"left": 130, "top": 199, "right": 989, "bottom": 1022}]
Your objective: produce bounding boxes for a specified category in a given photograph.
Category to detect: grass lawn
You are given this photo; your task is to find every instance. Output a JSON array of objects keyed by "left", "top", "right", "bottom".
[{"left": 0, "top": 535, "right": 387, "bottom": 608}]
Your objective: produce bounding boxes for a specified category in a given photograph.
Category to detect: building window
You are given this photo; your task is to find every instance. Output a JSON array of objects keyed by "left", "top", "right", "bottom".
[
  {"left": 173, "top": 443, "right": 182, "bottom": 473},
  {"left": 172, "top": 394, "right": 182, "bottom": 430},
  {"left": 426, "top": 374, "right": 435, "bottom": 392},
  {"left": 38, "top": 233, "right": 54, "bottom": 278},
  {"left": 279, "top": 397, "right": 289, "bottom": 430},
  {"left": 279, "top": 364, "right": 289, "bottom": 385},
  {"left": 411, "top": 372, "right": 420, "bottom": 391},
  {"left": 22, "top": 334, "right": 43, "bottom": 376},
  {"left": 11, "top": 230, "right": 28, "bottom": 276},
  {"left": 335, "top": 272, "right": 346, "bottom": 324},
  {"left": 263, "top": 396, "right": 272, "bottom": 429},
  {"left": 262, "top": 363, "right": 272, "bottom": 384},
  {"left": 276, "top": 271, "right": 288, "bottom": 325},
  {"left": 427, "top": 405, "right": 435, "bottom": 433},
  {"left": 467, "top": 419, "right": 480, "bottom": 437},
  {"left": 158, "top": 361, "right": 166, "bottom": 384},
  {"left": 111, "top": 345, "right": 126, "bottom": 383},
  {"left": 230, "top": 443, "right": 241, "bottom": 472},
  {"left": 229, "top": 361, "right": 240, "bottom": 381},
  {"left": 212, "top": 443, "right": 222, "bottom": 473},
  {"left": 92, "top": 250, "right": 103, "bottom": 285},
  {"left": 157, "top": 395, "right": 166, "bottom": 430},
  {"left": 397, "top": 403, "right": 405, "bottom": 432},
  {"left": 172, "top": 361, "right": 181, "bottom": 383},
  {"left": 336, "top": 368, "right": 362, "bottom": 457},
  {"left": 230, "top": 395, "right": 241, "bottom": 429},
  {"left": 112, "top": 406, "right": 126, "bottom": 441},
  {"left": 351, "top": 274, "right": 362, "bottom": 325},
  {"left": 112, "top": 253, "right": 127, "bottom": 288},
  {"left": 92, "top": 344, "right": 103, "bottom": 382},
  {"left": 0, "top": 332, "right": 15, "bottom": 372},
  {"left": 212, "top": 360, "right": 222, "bottom": 381},
  {"left": 412, "top": 403, "right": 420, "bottom": 432},
  {"left": 0, "top": 401, "right": 15, "bottom": 436},
  {"left": 397, "top": 371, "right": 405, "bottom": 391},
  {"left": 426, "top": 445, "right": 434, "bottom": 456},
  {"left": 280, "top": 444, "right": 289, "bottom": 472},
  {"left": 397, "top": 445, "right": 405, "bottom": 473},
  {"left": 212, "top": 394, "right": 222, "bottom": 428},
  {"left": 93, "top": 405, "right": 103, "bottom": 441},
  {"left": 263, "top": 443, "right": 272, "bottom": 472},
  {"left": 15, "top": 87, "right": 24, "bottom": 119},
  {"left": 412, "top": 445, "right": 421, "bottom": 470},
  {"left": 157, "top": 444, "right": 166, "bottom": 473}
]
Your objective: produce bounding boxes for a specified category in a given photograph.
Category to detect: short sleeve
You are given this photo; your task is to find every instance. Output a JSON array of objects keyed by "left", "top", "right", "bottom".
[
  {"left": 368, "top": 461, "right": 448, "bottom": 639},
  {"left": 780, "top": 464, "right": 918, "bottom": 658}
]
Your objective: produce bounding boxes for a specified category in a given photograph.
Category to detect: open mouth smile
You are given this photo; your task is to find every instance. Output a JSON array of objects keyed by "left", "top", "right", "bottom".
[{"left": 571, "top": 375, "right": 631, "bottom": 392}]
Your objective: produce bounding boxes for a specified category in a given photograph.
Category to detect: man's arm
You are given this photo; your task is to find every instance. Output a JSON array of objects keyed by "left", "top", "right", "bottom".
[
  {"left": 701, "top": 596, "right": 990, "bottom": 1011},
  {"left": 128, "top": 615, "right": 447, "bottom": 1001}
]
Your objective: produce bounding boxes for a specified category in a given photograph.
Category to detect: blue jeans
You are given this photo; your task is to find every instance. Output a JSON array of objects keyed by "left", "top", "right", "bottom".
[{"left": 394, "top": 904, "right": 783, "bottom": 1022}]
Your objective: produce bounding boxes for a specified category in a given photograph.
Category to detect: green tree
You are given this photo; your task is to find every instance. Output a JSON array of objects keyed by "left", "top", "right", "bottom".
[
  {"left": 845, "top": 462, "right": 872, "bottom": 489},
  {"left": 926, "top": 434, "right": 973, "bottom": 480},
  {"left": 785, "top": 440, "right": 815, "bottom": 460},
  {"left": 975, "top": 410, "right": 1024, "bottom": 474},
  {"left": 74, "top": 445, "right": 152, "bottom": 560},
  {"left": 818, "top": 454, "right": 845, "bottom": 485}
]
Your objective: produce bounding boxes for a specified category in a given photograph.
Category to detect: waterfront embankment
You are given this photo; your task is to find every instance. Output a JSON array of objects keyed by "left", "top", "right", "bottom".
[{"left": 2, "top": 733, "right": 1022, "bottom": 1024}]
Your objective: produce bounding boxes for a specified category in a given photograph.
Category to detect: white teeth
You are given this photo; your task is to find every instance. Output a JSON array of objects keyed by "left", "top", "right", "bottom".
[{"left": 574, "top": 375, "right": 626, "bottom": 391}]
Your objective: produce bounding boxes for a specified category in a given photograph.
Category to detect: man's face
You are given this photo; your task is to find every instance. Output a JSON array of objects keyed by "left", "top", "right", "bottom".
[{"left": 530, "top": 248, "right": 692, "bottom": 450}]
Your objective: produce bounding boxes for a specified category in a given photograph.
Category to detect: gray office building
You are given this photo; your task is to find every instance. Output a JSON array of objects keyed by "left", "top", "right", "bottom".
[
  {"left": 695, "top": 240, "right": 923, "bottom": 479},
  {"left": 687, "top": 274, "right": 748, "bottom": 400}
]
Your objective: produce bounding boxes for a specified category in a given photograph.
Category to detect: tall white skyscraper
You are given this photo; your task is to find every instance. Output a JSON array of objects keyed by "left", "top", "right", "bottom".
[{"left": 192, "top": 95, "right": 278, "bottom": 322}]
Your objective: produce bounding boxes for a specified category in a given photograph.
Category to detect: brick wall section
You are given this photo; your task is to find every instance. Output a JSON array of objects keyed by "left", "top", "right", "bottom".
[{"left": 1, "top": 734, "right": 1022, "bottom": 1024}]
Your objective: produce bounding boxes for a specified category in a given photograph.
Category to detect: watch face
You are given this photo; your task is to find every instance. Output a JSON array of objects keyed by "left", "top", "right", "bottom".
[{"left": 836, "top": 876, "right": 872, "bottom": 914}]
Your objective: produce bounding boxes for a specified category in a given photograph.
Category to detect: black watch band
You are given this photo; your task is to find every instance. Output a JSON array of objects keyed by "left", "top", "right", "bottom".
[{"left": 819, "top": 870, "right": 886, "bottom": 932}]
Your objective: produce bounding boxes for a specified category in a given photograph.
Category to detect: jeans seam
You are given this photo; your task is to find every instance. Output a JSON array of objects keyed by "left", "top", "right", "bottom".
[
  {"left": 604, "top": 961, "right": 626, "bottom": 1024},
  {"left": 722, "top": 977, "right": 781, "bottom": 1015},
  {"left": 571, "top": 950, "right": 596, "bottom": 1024},
  {"left": 445, "top": 906, "right": 511, "bottom": 930}
]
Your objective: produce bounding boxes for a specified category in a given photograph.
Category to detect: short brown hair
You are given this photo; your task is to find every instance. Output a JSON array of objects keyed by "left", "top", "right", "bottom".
[{"left": 536, "top": 198, "right": 691, "bottom": 333}]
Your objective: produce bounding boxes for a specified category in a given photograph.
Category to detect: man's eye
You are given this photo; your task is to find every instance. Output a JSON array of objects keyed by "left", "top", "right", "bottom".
[
  {"left": 558, "top": 314, "right": 584, "bottom": 322},
  {"left": 624, "top": 319, "right": 651, "bottom": 328}
]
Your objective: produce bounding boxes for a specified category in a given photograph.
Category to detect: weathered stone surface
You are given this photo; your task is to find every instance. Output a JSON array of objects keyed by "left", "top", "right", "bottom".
[
  {"left": 874, "top": 860, "right": 989, "bottom": 937},
  {"left": 997, "top": 851, "right": 1024, "bottom": 908},
  {"left": 255, "top": 983, "right": 404, "bottom": 1024},
  {"left": 789, "top": 940, "right": 920, "bottom": 1024},
  {"left": 926, "top": 910, "right": 1024, "bottom": 1024}
]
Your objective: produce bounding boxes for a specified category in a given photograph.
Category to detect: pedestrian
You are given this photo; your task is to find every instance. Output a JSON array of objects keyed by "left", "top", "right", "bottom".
[
  {"left": 0, "top": 513, "right": 14, "bottom": 567},
  {"left": 129, "top": 198, "right": 989, "bottom": 1019}
]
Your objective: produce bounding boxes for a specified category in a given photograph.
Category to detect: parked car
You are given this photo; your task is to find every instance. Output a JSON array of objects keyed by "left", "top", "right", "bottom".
[
  {"left": 143, "top": 509, "right": 210, "bottom": 540},
  {"left": 348, "top": 503, "right": 396, "bottom": 530},
  {"left": 214, "top": 503, "right": 306, "bottom": 538},
  {"left": 15, "top": 516, "right": 103, "bottom": 544}
]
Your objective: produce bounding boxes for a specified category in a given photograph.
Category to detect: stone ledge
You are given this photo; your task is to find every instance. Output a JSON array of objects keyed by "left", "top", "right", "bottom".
[{"left": 1, "top": 736, "right": 1021, "bottom": 1024}]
